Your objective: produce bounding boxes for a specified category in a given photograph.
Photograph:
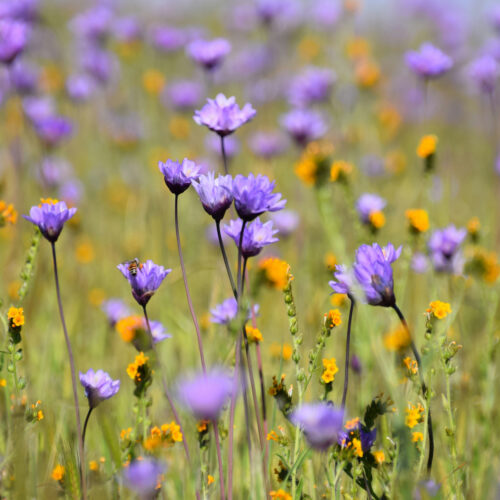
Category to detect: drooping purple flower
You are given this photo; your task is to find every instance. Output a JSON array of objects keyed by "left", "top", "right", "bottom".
[
  {"left": 269, "top": 210, "right": 299, "bottom": 237},
  {"left": 224, "top": 217, "right": 279, "bottom": 258},
  {"left": 288, "top": 66, "right": 336, "bottom": 107},
  {"left": 356, "top": 193, "right": 386, "bottom": 224},
  {"left": 231, "top": 173, "right": 286, "bottom": 221},
  {"left": 66, "top": 73, "right": 96, "bottom": 102},
  {"left": 329, "top": 264, "right": 355, "bottom": 296},
  {"left": 428, "top": 225, "right": 466, "bottom": 274},
  {"left": 290, "top": 402, "right": 344, "bottom": 450},
  {"left": 467, "top": 55, "right": 499, "bottom": 94},
  {"left": 123, "top": 459, "right": 166, "bottom": 499},
  {"left": 177, "top": 368, "right": 233, "bottom": 420},
  {"left": 353, "top": 243, "right": 402, "bottom": 307},
  {"left": 101, "top": 298, "right": 131, "bottom": 327},
  {"left": 117, "top": 259, "right": 171, "bottom": 306},
  {"left": 0, "top": 0, "right": 39, "bottom": 22},
  {"left": 248, "top": 131, "right": 288, "bottom": 159},
  {"left": 162, "top": 79, "right": 203, "bottom": 111},
  {"left": 209, "top": 297, "right": 259, "bottom": 324},
  {"left": 194, "top": 93, "right": 256, "bottom": 137},
  {"left": 149, "top": 25, "right": 186, "bottom": 53},
  {"left": 187, "top": 38, "right": 231, "bottom": 71},
  {"left": 33, "top": 115, "right": 73, "bottom": 148},
  {"left": 280, "top": 108, "right": 327, "bottom": 146},
  {"left": 79, "top": 369, "right": 120, "bottom": 408},
  {"left": 158, "top": 158, "right": 201, "bottom": 195},
  {"left": 0, "top": 19, "right": 30, "bottom": 64},
  {"left": 405, "top": 42, "right": 453, "bottom": 80},
  {"left": 192, "top": 172, "right": 233, "bottom": 220},
  {"left": 23, "top": 199, "right": 76, "bottom": 242}
]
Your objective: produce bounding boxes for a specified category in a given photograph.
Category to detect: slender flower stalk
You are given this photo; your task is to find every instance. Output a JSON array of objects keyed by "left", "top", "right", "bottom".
[
  {"left": 220, "top": 135, "right": 229, "bottom": 175},
  {"left": 212, "top": 420, "right": 226, "bottom": 500},
  {"left": 51, "top": 242, "right": 86, "bottom": 500},
  {"left": 82, "top": 407, "right": 93, "bottom": 452},
  {"left": 215, "top": 220, "right": 237, "bottom": 296},
  {"left": 341, "top": 299, "right": 355, "bottom": 408}
]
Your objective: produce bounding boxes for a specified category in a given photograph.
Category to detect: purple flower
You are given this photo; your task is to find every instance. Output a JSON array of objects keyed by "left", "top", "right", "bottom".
[
  {"left": 339, "top": 421, "right": 376, "bottom": 453},
  {"left": 33, "top": 115, "right": 73, "bottom": 148},
  {"left": 428, "top": 225, "right": 466, "bottom": 274},
  {"left": 224, "top": 217, "right": 279, "bottom": 258},
  {"left": 350, "top": 354, "right": 362, "bottom": 374},
  {"left": 149, "top": 320, "right": 171, "bottom": 344},
  {"left": 8, "top": 58, "right": 38, "bottom": 94},
  {"left": 192, "top": 172, "right": 233, "bottom": 220},
  {"left": 288, "top": 66, "right": 336, "bottom": 107},
  {"left": 256, "top": 0, "right": 299, "bottom": 27},
  {"left": 411, "top": 252, "right": 429, "bottom": 274},
  {"left": 22, "top": 95, "right": 54, "bottom": 122},
  {"left": 232, "top": 173, "right": 286, "bottom": 221},
  {"left": 79, "top": 369, "right": 120, "bottom": 408},
  {"left": 280, "top": 108, "right": 327, "bottom": 146},
  {"left": 467, "top": 55, "right": 499, "bottom": 94},
  {"left": 290, "top": 402, "right": 344, "bottom": 450},
  {"left": 37, "top": 155, "right": 72, "bottom": 188},
  {"left": 187, "top": 38, "right": 231, "bottom": 71},
  {"left": 149, "top": 25, "right": 186, "bottom": 53},
  {"left": 248, "top": 131, "right": 288, "bottom": 159},
  {"left": 162, "top": 79, "right": 203, "bottom": 111},
  {"left": 311, "top": 0, "right": 342, "bottom": 29},
  {"left": 0, "top": 0, "right": 38, "bottom": 22},
  {"left": 112, "top": 17, "right": 141, "bottom": 43},
  {"left": 66, "top": 74, "right": 96, "bottom": 102},
  {"left": 269, "top": 210, "right": 299, "bottom": 237},
  {"left": 353, "top": 243, "right": 402, "bottom": 307},
  {"left": 158, "top": 158, "right": 201, "bottom": 195},
  {"left": 329, "top": 264, "right": 355, "bottom": 296},
  {"left": 405, "top": 43, "right": 453, "bottom": 80},
  {"left": 194, "top": 93, "right": 256, "bottom": 137},
  {"left": 177, "top": 368, "right": 233, "bottom": 420},
  {"left": 117, "top": 259, "right": 171, "bottom": 306},
  {"left": 210, "top": 297, "right": 259, "bottom": 324},
  {"left": 59, "top": 179, "right": 83, "bottom": 205},
  {"left": 23, "top": 199, "right": 76, "bottom": 242},
  {"left": 101, "top": 299, "right": 131, "bottom": 327},
  {"left": 69, "top": 5, "right": 113, "bottom": 41},
  {"left": 0, "top": 19, "right": 29, "bottom": 64},
  {"left": 80, "top": 46, "right": 114, "bottom": 84},
  {"left": 356, "top": 193, "right": 386, "bottom": 224},
  {"left": 123, "top": 459, "right": 166, "bottom": 498}
]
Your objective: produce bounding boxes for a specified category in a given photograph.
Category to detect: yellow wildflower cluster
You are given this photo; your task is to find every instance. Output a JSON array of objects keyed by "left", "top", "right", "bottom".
[
  {"left": 51, "top": 464, "right": 65, "bottom": 482},
  {"left": 405, "top": 403, "right": 424, "bottom": 428},
  {"left": 120, "top": 427, "right": 133, "bottom": 440},
  {"left": 267, "top": 430, "right": 279, "bottom": 442},
  {"left": 259, "top": 258, "right": 292, "bottom": 290},
  {"left": 321, "top": 358, "right": 339, "bottom": 383},
  {"left": 385, "top": 149, "right": 407, "bottom": 174},
  {"left": 468, "top": 248, "right": 500, "bottom": 283},
  {"left": 0, "top": 201, "right": 17, "bottom": 226},
  {"left": 426, "top": 301, "right": 451, "bottom": 320},
  {"left": 405, "top": 209, "right": 430, "bottom": 233},
  {"left": 383, "top": 325, "right": 411, "bottom": 351},
  {"left": 144, "top": 421, "right": 183, "bottom": 450},
  {"left": 270, "top": 489, "right": 292, "bottom": 500},
  {"left": 39, "top": 197, "right": 59, "bottom": 206},
  {"left": 346, "top": 37, "right": 371, "bottom": 61},
  {"left": 126, "top": 352, "right": 149, "bottom": 381},
  {"left": 330, "top": 160, "right": 354, "bottom": 182},
  {"left": 30, "top": 400, "right": 44, "bottom": 421},
  {"left": 467, "top": 216, "right": 480, "bottom": 237},
  {"left": 417, "top": 135, "right": 438, "bottom": 158},
  {"left": 350, "top": 437, "right": 363, "bottom": 457},
  {"left": 403, "top": 357, "right": 418, "bottom": 375},
  {"left": 116, "top": 315, "right": 144, "bottom": 342},
  {"left": 197, "top": 420, "right": 209, "bottom": 433},
  {"left": 368, "top": 210, "right": 386, "bottom": 229},
  {"left": 245, "top": 325, "right": 263, "bottom": 343},
  {"left": 294, "top": 142, "right": 333, "bottom": 186},
  {"left": 373, "top": 450, "right": 385, "bottom": 464},
  {"left": 75, "top": 239, "right": 95, "bottom": 264},
  {"left": 7, "top": 307, "right": 24, "bottom": 328},
  {"left": 207, "top": 475, "right": 215, "bottom": 485},
  {"left": 412, "top": 431, "right": 424, "bottom": 443},
  {"left": 270, "top": 343, "right": 293, "bottom": 361},
  {"left": 325, "top": 309, "right": 342, "bottom": 328},
  {"left": 89, "top": 457, "right": 106, "bottom": 472}
]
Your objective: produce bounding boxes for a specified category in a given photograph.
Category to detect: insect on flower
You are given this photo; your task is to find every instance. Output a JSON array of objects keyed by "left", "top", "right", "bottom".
[{"left": 123, "top": 257, "right": 140, "bottom": 277}]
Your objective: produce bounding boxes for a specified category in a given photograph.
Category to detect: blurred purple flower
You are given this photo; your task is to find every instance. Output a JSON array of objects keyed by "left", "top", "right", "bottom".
[
  {"left": 37, "top": 155, "right": 72, "bottom": 188},
  {"left": 192, "top": 172, "right": 233, "bottom": 221},
  {"left": 123, "top": 459, "right": 166, "bottom": 499},
  {"left": 411, "top": 252, "right": 429, "bottom": 274},
  {"left": 224, "top": 217, "right": 279, "bottom": 258},
  {"left": 288, "top": 66, "right": 336, "bottom": 107},
  {"left": 158, "top": 158, "right": 201, "bottom": 195},
  {"left": 269, "top": 210, "right": 299, "bottom": 237},
  {"left": 248, "top": 131, "right": 288, "bottom": 159},
  {"left": 101, "top": 298, "right": 131, "bottom": 327},
  {"left": 162, "top": 79, "right": 203, "bottom": 111},
  {"left": 280, "top": 108, "right": 327, "bottom": 146},
  {"left": 22, "top": 95, "right": 54, "bottom": 122},
  {"left": 69, "top": 5, "right": 113, "bottom": 41},
  {"left": 66, "top": 73, "right": 96, "bottom": 102},
  {"left": 210, "top": 297, "right": 259, "bottom": 324},
  {"left": 80, "top": 45, "right": 114, "bottom": 84},
  {"left": 79, "top": 369, "right": 120, "bottom": 408},
  {"left": 0, "top": 19, "right": 30, "bottom": 64},
  {"left": 405, "top": 42, "right": 453, "bottom": 80},
  {"left": 23, "top": 199, "right": 76, "bottom": 242},
  {"left": 356, "top": 193, "right": 386, "bottom": 224},
  {"left": 59, "top": 179, "right": 83, "bottom": 205},
  {"left": 117, "top": 259, "right": 171, "bottom": 306},
  {"left": 0, "top": 0, "right": 39, "bottom": 22},
  {"left": 187, "top": 38, "right": 231, "bottom": 71},
  {"left": 290, "top": 402, "right": 344, "bottom": 450},
  {"left": 33, "top": 115, "right": 73, "bottom": 148},
  {"left": 311, "top": 0, "right": 342, "bottom": 29},
  {"left": 112, "top": 17, "right": 141, "bottom": 43},
  {"left": 194, "top": 93, "right": 256, "bottom": 137},
  {"left": 350, "top": 354, "right": 362, "bottom": 374},
  {"left": 329, "top": 264, "right": 355, "bottom": 296},
  {"left": 353, "top": 243, "right": 402, "bottom": 307},
  {"left": 256, "top": 0, "right": 299, "bottom": 27},
  {"left": 8, "top": 58, "right": 37, "bottom": 94},
  {"left": 232, "top": 173, "right": 286, "bottom": 221},
  {"left": 428, "top": 225, "right": 466, "bottom": 274},
  {"left": 178, "top": 368, "right": 233, "bottom": 420},
  {"left": 467, "top": 55, "right": 499, "bottom": 94},
  {"left": 149, "top": 25, "right": 186, "bottom": 53}
]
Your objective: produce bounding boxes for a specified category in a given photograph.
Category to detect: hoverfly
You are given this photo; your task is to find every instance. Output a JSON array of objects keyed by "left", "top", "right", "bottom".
[{"left": 123, "top": 258, "right": 140, "bottom": 276}]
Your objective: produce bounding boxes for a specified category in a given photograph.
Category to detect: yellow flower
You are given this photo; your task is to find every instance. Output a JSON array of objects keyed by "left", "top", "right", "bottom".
[
  {"left": 7, "top": 281, "right": 20, "bottom": 300},
  {"left": 373, "top": 450, "right": 385, "bottom": 464},
  {"left": 412, "top": 431, "right": 424, "bottom": 443},
  {"left": 37, "top": 410, "right": 44, "bottom": 421},
  {"left": 467, "top": 216, "right": 480, "bottom": 236},
  {"left": 116, "top": 315, "right": 144, "bottom": 342},
  {"left": 0, "top": 201, "right": 18, "bottom": 226},
  {"left": 383, "top": 325, "right": 411, "bottom": 351},
  {"left": 427, "top": 301, "right": 451, "bottom": 320},
  {"left": 259, "top": 258, "right": 292, "bottom": 290},
  {"left": 325, "top": 309, "right": 342, "bottom": 328},
  {"left": 7, "top": 307, "right": 24, "bottom": 327},
  {"left": 417, "top": 135, "right": 438, "bottom": 159},
  {"left": 405, "top": 209, "right": 429, "bottom": 233},
  {"left": 403, "top": 357, "right": 418, "bottom": 375},
  {"left": 88, "top": 288, "right": 106, "bottom": 306},
  {"left": 75, "top": 240, "right": 95, "bottom": 263},
  {"left": 385, "top": 149, "right": 407, "bottom": 174},
  {"left": 351, "top": 438, "right": 363, "bottom": 457},
  {"left": 330, "top": 294, "right": 347, "bottom": 307},
  {"left": 321, "top": 358, "right": 339, "bottom": 383},
  {"left": 355, "top": 59, "right": 380, "bottom": 88},
  {"left": 324, "top": 252, "right": 337, "bottom": 271},
  {"left": 126, "top": 363, "right": 138, "bottom": 380},
  {"left": 207, "top": 475, "right": 215, "bottom": 485},
  {"left": 89, "top": 460, "right": 99, "bottom": 471},
  {"left": 294, "top": 142, "right": 333, "bottom": 186},
  {"left": 120, "top": 428, "right": 132, "bottom": 440},
  {"left": 267, "top": 430, "right": 279, "bottom": 442},
  {"left": 245, "top": 325, "right": 263, "bottom": 343},
  {"left": 142, "top": 69, "right": 165, "bottom": 95},
  {"left": 297, "top": 36, "right": 320, "bottom": 61},
  {"left": 39, "top": 64, "right": 64, "bottom": 93},
  {"left": 270, "top": 489, "right": 292, "bottom": 500},
  {"left": 169, "top": 115, "right": 190, "bottom": 140},
  {"left": 369, "top": 210, "right": 385, "bottom": 229},
  {"left": 330, "top": 160, "right": 353, "bottom": 182},
  {"left": 197, "top": 420, "right": 209, "bottom": 433},
  {"left": 270, "top": 343, "right": 293, "bottom": 361},
  {"left": 51, "top": 465, "right": 65, "bottom": 482},
  {"left": 39, "top": 197, "right": 59, "bottom": 206},
  {"left": 295, "top": 157, "right": 317, "bottom": 186},
  {"left": 405, "top": 404, "right": 424, "bottom": 428}
]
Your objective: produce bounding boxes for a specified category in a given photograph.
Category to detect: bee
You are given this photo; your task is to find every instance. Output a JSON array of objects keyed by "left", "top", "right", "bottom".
[{"left": 124, "top": 258, "right": 140, "bottom": 276}]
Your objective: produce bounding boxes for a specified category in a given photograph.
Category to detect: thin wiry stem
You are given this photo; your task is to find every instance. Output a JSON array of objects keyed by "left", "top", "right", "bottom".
[
  {"left": 215, "top": 220, "right": 237, "bottom": 296},
  {"left": 82, "top": 407, "right": 93, "bottom": 453},
  {"left": 51, "top": 242, "right": 86, "bottom": 500},
  {"left": 175, "top": 194, "right": 206, "bottom": 372},
  {"left": 213, "top": 420, "right": 226, "bottom": 500},
  {"left": 392, "top": 303, "right": 434, "bottom": 474},
  {"left": 341, "top": 298, "right": 355, "bottom": 408},
  {"left": 220, "top": 135, "right": 229, "bottom": 175}
]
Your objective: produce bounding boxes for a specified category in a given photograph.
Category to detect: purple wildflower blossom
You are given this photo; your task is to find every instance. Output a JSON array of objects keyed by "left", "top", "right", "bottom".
[
  {"left": 0, "top": 19, "right": 29, "bottom": 64},
  {"left": 66, "top": 74, "right": 96, "bottom": 103},
  {"left": 411, "top": 252, "right": 429, "bottom": 274},
  {"left": 192, "top": 172, "right": 233, "bottom": 220},
  {"left": 290, "top": 402, "right": 344, "bottom": 450},
  {"left": 123, "top": 459, "right": 166, "bottom": 499},
  {"left": 280, "top": 108, "right": 327, "bottom": 146},
  {"left": 33, "top": 115, "right": 73, "bottom": 148},
  {"left": 149, "top": 25, "right": 186, "bottom": 53},
  {"left": 269, "top": 210, "right": 299, "bottom": 237},
  {"left": 428, "top": 225, "right": 466, "bottom": 274},
  {"left": 311, "top": 0, "right": 342, "bottom": 29},
  {"left": 80, "top": 45, "right": 114, "bottom": 84},
  {"left": 405, "top": 42, "right": 453, "bottom": 80},
  {"left": 59, "top": 179, "right": 83, "bottom": 205},
  {"left": 288, "top": 66, "right": 336, "bottom": 107},
  {"left": 0, "top": 0, "right": 38, "bottom": 22},
  {"left": 187, "top": 38, "right": 231, "bottom": 71},
  {"left": 8, "top": 58, "right": 38, "bottom": 94},
  {"left": 467, "top": 55, "right": 499, "bottom": 94},
  {"left": 101, "top": 298, "right": 131, "bottom": 327},
  {"left": 23, "top": 200, "right": 76, "bottom": 242},
  {"left": 353, "top": 243, "right": 402, "bottom": 307},
  {"left": 329, "top": 264, "right": 355, "bottom": 296},
  {"left": 356, "top": 193, "right": 386, "bottom": 224},
  {"left": 79, "top": 369, "right": 120, "bottom": 408},
  {"left": 194, "top": 93, "right": 256, "bottom": 137},
  {"left": 158, "top": 158, "right": 201, "bottom": 195},
  {"left": 22, "top": 95, "right": 54, "bottom": 122},
  {"left": 210, "top": 297, "right": 259, "bottom": 324},
  {"left": 112, "top": 17, "right": 141, "bottom": 43},
  {"left": 232, "top": 173, "right": 286, "bottom": 221},
  {"left": 177, "top": 368, "right": 233, "bottom": 420},
  {"left": 339, "top": 422, "right": 376, "bottom": 453},
  {"left": 224, "top": 217, "right": 279, "bottom": 258},
  {"left": 162, "top": 79, "right": 203, "bottom": 111},
  {"left": 69, "top": 5, "right": 113, "bottom": 41},
  {"left": 248, "top": 131, "right": 288, "bottom": 159},
  {"left": 117, "top": 259, "right": 171, "bottom": 306}
]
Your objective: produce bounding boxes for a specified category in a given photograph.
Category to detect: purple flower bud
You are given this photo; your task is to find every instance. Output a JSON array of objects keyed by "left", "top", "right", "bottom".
[
  {"left": 280, "top": 108, "right": 327, "bottom": 146},
  {"left": 411, "top": 252, "right": 429, "bottom": 274},
  {"left": 158, "top": 158, "right": 201, "bottom": 195},
  {"left": 80, "top": 46, "right": 115, "bottom": 84},
  {"left": 117, "top": 259, "right": 171, "bottom": 306},
  {"left": 405, "top": 42, "right": 453, "bottom": 80},
  {"left": 194, "top": 93, "right": 256, "bottom": 137},
  {"left": 269, "top": 210, "right": 299, "bottom": 237},
  {"left": 112, "top": 17, "right": 142, "bottom": 43},
  {"left": 33, "top": 115, "right": 73, "bottom": 148},
  {"left": 210, "top": 297, "right": 259, "bottom": 324},
  {"left": 428, "top": 225, "right": 466, "bottom": 274},
  {"left": 79, "top": 369, "right": 120, "bottom": 408},
  {"left": 69, "top": 5, "right": 113, "bottom": 41},
  {"left": 290, "top": 402, "right": 344, "bottom": 450},
  {"left": 350, "top": 354, "right": 362, "bottom": 374},
  {"left": 192, "top": 172, "right": 233, "bottom": 220},
  {"left": 187, "top": 38, "right": 231, "bottom": 71},
  {"left": 356, "top": 193, "right": 386, "bottom": 224},
  {"left": 224, "top": 217, "right": 279, "bottom": 258},
  {"left": 23, "top": 199, "right": 76, "bottom": 242},
  {"left": 22, "top": 95, "right": 54, "bottom": 123},
  {"left": 149, "top": 25, "right": 186, "bottom": 53},
  {"left": 123, "top": 459, "right": 166, "bottom": 499},
  {"left": 8, "top": 58, "right": 38, "bottom": 94},
  {"left": 0, "top": 19, "right": 30, "bottom": 64}
]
